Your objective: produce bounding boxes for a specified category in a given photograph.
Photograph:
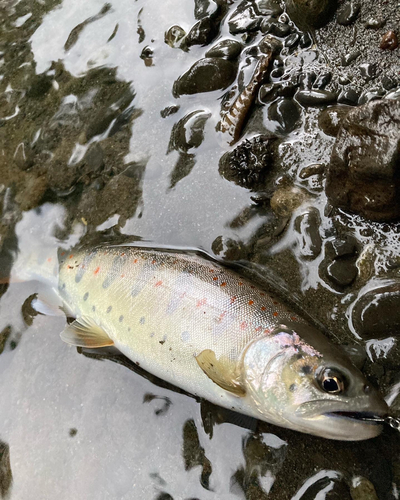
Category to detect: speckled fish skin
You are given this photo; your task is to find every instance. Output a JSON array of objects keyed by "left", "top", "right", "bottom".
[{"left": 58, "top": 246, "right": 388, "bottom": 440}]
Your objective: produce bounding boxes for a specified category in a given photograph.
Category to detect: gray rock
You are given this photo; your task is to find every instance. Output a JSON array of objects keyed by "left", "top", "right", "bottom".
[
  {"left": 318, "top": 105, "right": 351, "bottom": 137},
  {"left": 294, "top": 208, "right": 322, "bottom": 259},
  {"left": 285, "top": 0, "right": 338, "bottom": 29},
  {"left": 337, "top": 1, "right": 361, "bottom": 26}
]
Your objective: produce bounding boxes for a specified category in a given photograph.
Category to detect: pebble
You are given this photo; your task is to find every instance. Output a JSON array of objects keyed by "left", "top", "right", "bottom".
[
  {"left": 350, "top": 477, "right": 379, "bottom": 500},
  {"left": 330, "top": 235, "right": 358, "bottom": 258},
  {"left": 358, "top": 90, "right": 383, "bottom": 105},
  {"left": 164, "top": 25, "right": 186, "bottom": 48},
  {"left": 285, "top": 0, "right": 338, "bottom": 29},
  {"left": 296, "top": 89, "right": 337, "bottom": 106},
  {"left": 380, "top": 30, "right": 399, "bottom": 50},
  {"left": 173, "top": 58, "right": 237, "bottom": 96},
  {"left": 84, "top": 143, "right": 104, "bottom": 172},
  {"left": 359, "top": 63, "right": 376, "bottom": 82},
  {"left": 294, "top": 208, "right": 322, "bottom": 259},
  {"left": 337, "top": 0, "right": 361, "bottom": 26},
  {"left": 228, "top": 3, "right": 261, "bottom": 34},
  {"left": 194, "top": 0, "right": 218, "bottom": 19},
  {"left": 267, "top": 98, "right": 301, "bottom": 134},
  {"left": 168, "top": 110, "right": 210, "bottom": 153},
  {"left": 270, "top": 186, "right": 307, "bottom": 216},
  {"left": 327, "top": 258, "right": 358, "bottom": 287},
  {"left": 365, "top": 17, "right": 386, "bottom": 29},
  {"left": 256, "top": 0, "right": 283, "bottom": 17},
  {"left": 299, "top": 163, "right": 325, "bottom": 179},
  {"left": 341, "top": 50, "right": 361, "bottom": 66},
  {"left": 299, "top": 32, "right": 312, "bottom": 48},
  {"left": 13, "top": 142, "right": 34, "bottom": 170},
  {"left": 313, "top": 72, "right": 332, "bottom": 89},
  {"left": 337, "top": 88, "right": 360, "bottom": 105},
  {"left": 352, "top": 281, "right": 400, "bottom": 339},
  {"left": 258, "top": 83, "right": 278, "bottom": 104},
  {"left": 381, "top": 76, "right": 396, "bottom": 90},
  {"left": 284, "top": 33, "right": 300, "bottom": 48},
  {"left": 205, "top": 39, "right": 242, "bottom": 60}
]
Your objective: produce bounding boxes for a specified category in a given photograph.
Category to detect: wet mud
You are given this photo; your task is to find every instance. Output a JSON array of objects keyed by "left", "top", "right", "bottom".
[{"left": 0, "top": 0, "right": 399, "bottom": 498}]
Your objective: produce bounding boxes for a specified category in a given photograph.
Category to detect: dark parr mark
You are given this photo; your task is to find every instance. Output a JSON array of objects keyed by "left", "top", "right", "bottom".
[
  {"left": 301, "top": 365, "right": 312, "bottom": 375},
  {"left": 75, "top": 250, "right": 97, "bottom": 283},
  {"left": 92, "top": 305, "right": 96, "bottom": 312},
  {"left": 102, "top": 253, "right": 129, "bottom": 289},
  {"left": 106, "top": 306, "right": 112, "bottom": 313},
  {"left": 140, "top": 316, "right": 145, "bottom": 325},
  {"left": 83, "top": 292, "right": 89, "bottom": 301},
  {"left": 119, "top": 315, "right": 124, "bottom": 322}
]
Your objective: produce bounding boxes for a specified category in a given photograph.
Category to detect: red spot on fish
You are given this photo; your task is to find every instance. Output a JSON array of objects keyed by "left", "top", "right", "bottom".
[
  {"left": 47, "top": 258, "right": 52, "bottom": 263},
  {"left": 213, "top": 277, "right": 218, "bottom": 281},
  {"left": 67, "top": 265, "right": 73, "bottom": 270},
  {"left": 238, "top": 282, "right": 243, "bottom": 286},
  {"left": 94, "top": 267, "right": 100, "bottom": 275},
  {"left": 261, "top": 306, "right": 266, "bottom": 311},
  {"left": 152, "top": 260, "right": 156, "bottom": 265},
  {"left": 220, "top": 282, "right": 227, "bottom": 287},
  {"left": 134, "top": 259, "right": 138, "bottom": 264},
  {"left": 196, "top": 298, "right": 207, "bottom": 307},
  {"left": 291, "top": 316, "right": 298, "bottom": 321},
  {"left": 260, "top": 292, "right": 265, "bottom": 296},
  {"left": 218, "top": 311, "right": 226, "bottom": 322},
  {"left": 273, "top": 301, "right": 278, "bottom": 305},
  {"left": 155, "top": 280, "right": 163, "bottom": 287},
  {"left": 209, "top": 269, "right": 214, "bottom": 273},
  {"left": 250, "top": 285, "right": 255, "bottom": 289},
  {"left": 255, "top": 326, "right": 262, "bottom": 332},
  {"left": 248, "top": 300, "right": 254, "bottom": 306},
  {"left": 69, "top": 255, "right": 73, "bottom": 259},
  {"left": 240, "top": 321, "right": 247, "bottom": 330},
  {"left": 60, "top": 252, "right": 65, "bottom": 256},
  {"left": 264, "top": 328, "right": 272, "bottom": 334},
  {"left": 273, "top": 311, "right": 278, "bottom": 317},
  {"left": 121, "top": 274, "right": 125, "bottom": 278},
  {"left": 230, "top": 296, "right": 237, "bottom": 304},
  {"left": 121, "top": 253, "right": 125, "bottom": 257}
]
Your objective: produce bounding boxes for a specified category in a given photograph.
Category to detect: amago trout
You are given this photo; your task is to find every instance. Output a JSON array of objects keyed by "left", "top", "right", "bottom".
[{"left": 25, "top": 246, "right": 388, "bottom": 440}]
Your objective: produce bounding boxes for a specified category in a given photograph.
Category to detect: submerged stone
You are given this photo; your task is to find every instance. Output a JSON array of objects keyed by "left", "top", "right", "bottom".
[
  {"left": 285, "top": 0, "right": 338, "bottom": 29},
  {"left": 326, "top": 99, "right": 400, "bottom": 221},
  {"left": 205, "top": 39, "right": 243, "bottom": 60}
]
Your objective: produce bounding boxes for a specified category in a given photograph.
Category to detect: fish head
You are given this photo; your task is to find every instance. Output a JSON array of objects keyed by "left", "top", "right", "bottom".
[{"left": 242, "top": 322, "right": 388, "bottom": 440}]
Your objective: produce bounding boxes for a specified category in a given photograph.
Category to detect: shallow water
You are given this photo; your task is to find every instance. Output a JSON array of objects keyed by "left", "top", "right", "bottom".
[{"left": 1, "top": 0, "right": 400, "bottom": 498}]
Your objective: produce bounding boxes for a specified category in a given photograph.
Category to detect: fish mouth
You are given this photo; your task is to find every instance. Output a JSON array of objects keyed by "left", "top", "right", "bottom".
[{"left": 325, "top": 411, "right": 387, "bottom": 425}]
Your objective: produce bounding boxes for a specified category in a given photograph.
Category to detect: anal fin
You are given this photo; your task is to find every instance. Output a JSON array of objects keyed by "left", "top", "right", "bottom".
[
  {"left": 196, "top": 349, "right": 245, "bottom": 397},
  {"left": 60, "top": 316, "right": 114, "bottom": 348}
]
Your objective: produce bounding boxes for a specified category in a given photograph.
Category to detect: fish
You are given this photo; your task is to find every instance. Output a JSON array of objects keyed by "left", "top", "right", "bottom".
[{"left": 25, "top": 245, "right": 388, "bottom": 440}]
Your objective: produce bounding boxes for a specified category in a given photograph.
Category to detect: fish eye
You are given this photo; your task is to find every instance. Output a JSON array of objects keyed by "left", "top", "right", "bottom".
[{"left": 318, "top": 368, "right": 345, "bottom": 394}]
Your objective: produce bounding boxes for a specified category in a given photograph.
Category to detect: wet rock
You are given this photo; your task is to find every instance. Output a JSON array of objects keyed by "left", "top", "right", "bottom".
[
  {"left": 313, "top": 72, "right": 332, "bottom": 89},
  {"left": 194, "top": 0, "right": 218, "bottom": 19},
  {"left": 266, "top": 98, "right": 301, "bottom": 134},
  {"left": 205, "top": 39, "right": 242, "bottom": 60},
  {"left": 285, "top": 0, "right": 338, "bottom": 29},
  {"left": 185, "top": 17, "right": 215, "bottom": 47},
  {"left": 358, "top": 90, "right": 383, "bottom": 105},
  {"left": 15, "top": 174, "right": 48, "bottom": 212},
  {"left": 350, "top": 476, "right": 379, "bottom": 500},
  {"left": 160, "top": 105, "right": 180, "bottom": 118},
  {"left": 341, "top": 50, "right": 361, "bottom": 66},
  {"left": 365, "top": 17, "right": 386, "bottom": 30},
  {"left": 228, "top": 1, "right": 262, "bottom": 34},
  {"left": 330, "top": 235, "right": 358, "bottom": 258},
  {"left": 381, "top": 76, "right": 396, "bottom": 91},
  {"left": 270, "top": 186, "right": 307, "bottom": 216},
  {"left": 168, "top": 110, "right": 210, "bottom": 153},
  {"left": 256, "top": 0, "right": 283, "bottom": 17},
  {"left": 219, "top": 135, "right": 276, "bottom": 190},
  {"left": 296, "top": 89, "right": 337, "bottom": 106},
  {"left": 352, "top": 281, "right": 400, "bottom": 339},
  {"left": 327, "top": 258, "right": 358, "bottom": 287},
  {"left": 261, "top": 19, "right": 291, "bottom": 37},
  {"left": 294, "top": 208, "right": 322, "bottom": 259},
  {"left": 318, "top": 105, "right": 351, "bottom": 137},
  {"left": 173, "top": 58, "right": 237, "bottom": 96},
  {"left": 326, "top": 99, "right": 400, "bottom": 221},
  {"left": 337, "top": 1, "right": 361, "bottom": 26},
  {"left": 337, "top": 88, "right": 360, "bottom": 105},
  {"left": 299, "top": 32, "right": 312, "bottom": 48},
  {"left": 359, "top": 63, "right": 376, "bottom": 82},
  {"left": 259, "top": 83, "right": 279, "bottom": 104},
  {"left": 299, "top": 163, "right": 325, "bottom": 179},
  {"left": 380, "top": 30, "right": 399, "bottom": 51},
  {"left": 285, "top": 33, "right": 300, "bottom": 48},
  {"left": 293, "top": 471, "right": 351, "bottom": 500},
  {"left": 164, "top": 25, "right": 186, "bottom": 48}
]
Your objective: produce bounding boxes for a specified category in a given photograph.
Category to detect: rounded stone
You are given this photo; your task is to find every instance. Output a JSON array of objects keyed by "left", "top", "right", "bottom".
[
  {"left": 205, "top": 39, "right": 242, "bottom": 60},
  {"left": 337, "top": 0, "right": 361, "bottom": 26},
  {"left": 327, "top": 258, "right": 358, "bottom": 287},
  {"left": 270, "top": 186, "right": 307, "bottom": 216},
  {"left": 266, "top": 98, "right": 301, "bottom": 134},
  {"left": 318, "top": 106, "right": 351, "bottom": 137},
  {"left": 380, "top": 30, "right": 399, "bottom": 50},
  {"left": 173, "top": 58, "right": 237, "bottom": 96},
  {"left": 285, "top": 0, "right": 338, "bottom": 29},
  {"left": 352, "top": 282, "right": 400, "bottom": 339}
]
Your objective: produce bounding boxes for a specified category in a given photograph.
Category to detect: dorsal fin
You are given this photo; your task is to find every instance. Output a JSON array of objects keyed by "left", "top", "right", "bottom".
[
  {"left": 60, "top": 316, "right": 114, "bottom": 348},
  {"left": 196, "top": 349, "right": 246, "bottom": 397}
]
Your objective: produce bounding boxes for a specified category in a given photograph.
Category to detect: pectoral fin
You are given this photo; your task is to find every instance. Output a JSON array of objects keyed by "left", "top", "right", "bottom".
[
  {"left": 60, "top": 316, "right": 114, "bottom": 348},
  {"left": 195, "top": 349, "right": 245, "bottom": 397}
]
